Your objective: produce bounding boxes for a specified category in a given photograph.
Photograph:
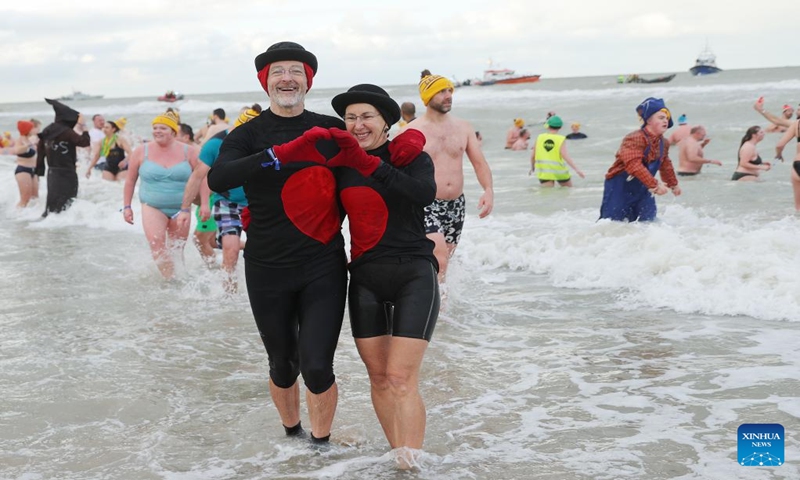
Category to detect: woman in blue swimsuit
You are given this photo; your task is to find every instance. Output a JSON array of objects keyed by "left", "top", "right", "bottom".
[{"left": 123, "top": 111, "right": 201, "bottom": 279}]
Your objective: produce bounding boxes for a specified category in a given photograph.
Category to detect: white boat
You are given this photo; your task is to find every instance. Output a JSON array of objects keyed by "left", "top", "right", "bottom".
[{"left": 57, "top": 90, "right": 104, "bottom": 101}]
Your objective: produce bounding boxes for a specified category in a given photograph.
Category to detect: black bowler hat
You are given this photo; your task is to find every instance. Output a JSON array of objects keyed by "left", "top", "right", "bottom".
[
  {"left": 331, "top": 84, "right": 401, "bottom": 126},
  {"left": 254, "top": 41, "right": 318, "bottom": 74}
]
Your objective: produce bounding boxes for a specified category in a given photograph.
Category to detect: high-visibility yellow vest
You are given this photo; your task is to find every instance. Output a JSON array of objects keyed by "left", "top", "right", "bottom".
[{"left": 534, "top": 133, "right": 569, "bottom": 181}]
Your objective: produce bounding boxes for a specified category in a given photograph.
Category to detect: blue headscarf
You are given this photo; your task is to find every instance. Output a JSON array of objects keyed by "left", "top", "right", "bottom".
[{"left": 636, "top": 97, "right": 673, "bottom": 129}]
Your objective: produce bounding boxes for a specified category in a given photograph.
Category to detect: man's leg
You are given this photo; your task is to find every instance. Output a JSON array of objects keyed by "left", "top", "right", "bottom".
[
  {"left": 296, "top": 252, "right": 347, "bottom": 440},
  {"left": 269, "top": 379, "right": 301, "bottom": 431},
  {"left": 220, "top": 234, "right": 241, "bottom": 293}
]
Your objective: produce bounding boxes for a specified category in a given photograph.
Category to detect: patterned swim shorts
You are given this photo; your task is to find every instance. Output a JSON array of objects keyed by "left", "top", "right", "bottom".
[
  {"left": 423, "top": 194, "right": 466, "bottom": 245},
  {"left": 213, "top": 198, "right": 245, "bottom": 245}
]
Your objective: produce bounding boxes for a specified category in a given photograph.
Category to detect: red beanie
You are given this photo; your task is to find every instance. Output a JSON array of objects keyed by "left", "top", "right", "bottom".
[
  {"left": 17, "top": 120, "right": 34, "bottom": 136},
  {"left": 257, "top": 63, "right": 315, "bottom": 96}
]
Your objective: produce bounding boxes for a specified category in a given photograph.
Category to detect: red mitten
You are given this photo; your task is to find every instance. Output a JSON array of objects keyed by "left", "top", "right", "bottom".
[
  {"left": 327, "top": 128, "right": 381, "bottom": 177},
  {"left": 266, "top": 126, "right": 332, "bottom": 167},
  {"left": 388, "top": 128, "right": 426, "bottom": 167},
  {"left": 241, "top": 206, "right": 251, "bottom": 231}
]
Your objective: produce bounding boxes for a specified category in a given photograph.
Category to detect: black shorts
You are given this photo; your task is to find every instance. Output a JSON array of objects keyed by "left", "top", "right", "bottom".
[
  {"left": 539, "top": 178, "right": 571, "bottom": 184},
  {"left": 244, "top": 250, "right": 347, "bottom": 394},
  {"left": 348, "top": 257, "right": 439, "bottom": 341}
]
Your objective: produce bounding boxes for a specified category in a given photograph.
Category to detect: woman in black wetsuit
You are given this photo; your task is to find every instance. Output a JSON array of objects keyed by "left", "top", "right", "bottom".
[
  {"left": 86, "top": 117, "right": 132, "bottom": 181},
  {"left": 732, "top": 125, "right": 770, "bottom": 181},
  {"left": 36, "top": 98, "right": 90, "bottom": 216},
  {"left": 327, "top": 84, "right": 440, "bottom": 468},
  {"left": 13, "top": 120, "right": 40, "bottom": 208}
]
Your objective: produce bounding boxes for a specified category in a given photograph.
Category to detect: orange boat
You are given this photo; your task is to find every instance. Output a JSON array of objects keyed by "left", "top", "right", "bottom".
[{"left": 477, "top": 68, "right": 541, "bottom": 86}]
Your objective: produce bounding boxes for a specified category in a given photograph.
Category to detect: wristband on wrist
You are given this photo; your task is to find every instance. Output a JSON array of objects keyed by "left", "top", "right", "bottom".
[
  {"left": 180, "top": 208, "right": 190, "bottom": 213},
  {"left": 120, "top": 205, "right": 132, "bottom": 212},
  {"left": 261, "top": 148, "right": 282, "bottom": 170}
]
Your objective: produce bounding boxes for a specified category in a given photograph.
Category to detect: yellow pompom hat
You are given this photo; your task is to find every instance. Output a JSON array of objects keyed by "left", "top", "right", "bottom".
[
  {"left": 234, "top": 108, "right": 261, "bottom": 128},
  {"left": 419, "top": 74, "right": 454, "bottom": 106},
  {"left": 152, "top": 110, "right": 180, "bottom": 133}
]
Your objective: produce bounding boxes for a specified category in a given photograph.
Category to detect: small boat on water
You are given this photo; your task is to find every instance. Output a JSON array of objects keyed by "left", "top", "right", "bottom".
[
  {"left": 158, "top": 91, "right": 184, "bottom": 102},
  {"left": 689, "top": 45, "right": 722, "bottom": 76},
  {"left": 476, "top": 68, "right": 540, "bottom": 86},
  {"left": 619, "top": 73, "right": 676, "bottom": 84},
  {"left": 57, "top": 90, "right": 104, "bottom": 101}
]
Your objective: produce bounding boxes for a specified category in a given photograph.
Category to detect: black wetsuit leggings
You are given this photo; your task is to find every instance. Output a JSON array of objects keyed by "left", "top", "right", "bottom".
[
  {"left": 348, "top": 257, "right": 440, "bottom": 341},
  {"left": 245, "top": 249, "right": 347, "bottom": 394}
]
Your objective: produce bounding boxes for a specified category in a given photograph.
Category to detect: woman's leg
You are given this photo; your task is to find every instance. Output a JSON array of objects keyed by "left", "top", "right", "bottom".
[
  {"left": 165, "top": 213, "right": 190, "bottom": 275},
  {"left": 15, "top": 172, "right": 33, "bottom": 207},
  {"left": 31, "top": 174, "right": 39, "bottom": 199},
  {"left": 140, "top": 205, "right": 172, "bottom": 279},
  {"left": 355, "top": 336, "right": 429, "bottom": 450},
  {"left": 791, "top": 168, "right": 800, "bottom": 211}
]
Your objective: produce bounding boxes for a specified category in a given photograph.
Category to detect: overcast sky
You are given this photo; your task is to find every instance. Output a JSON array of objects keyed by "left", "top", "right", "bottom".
[{"left": 2, "top": 0, "right": 797, "bottom": 103}]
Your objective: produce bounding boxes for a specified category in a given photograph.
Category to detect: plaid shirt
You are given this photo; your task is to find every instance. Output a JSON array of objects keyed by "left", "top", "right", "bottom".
[{"left": 604, "top": 129, "right": 678, "bottom": 189}]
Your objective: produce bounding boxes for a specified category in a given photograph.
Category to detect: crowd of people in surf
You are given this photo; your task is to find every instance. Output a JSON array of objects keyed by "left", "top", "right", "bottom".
[{"left": 3, "top": 40, "right": 800, "bottom": 469}]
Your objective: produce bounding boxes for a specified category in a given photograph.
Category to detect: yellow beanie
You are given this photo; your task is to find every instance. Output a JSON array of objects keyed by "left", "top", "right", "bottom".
[
  {"left": 419, "top": 74, "right": 454, "bottom": 106},
  {"left": 152, "top": 111, "right": 180, "bottom": 133},
  {"left": 234, "top": 108, "right": 261, "bottom": 128},
  {"left": 514, "top": 118, "right": 524, "bottom": 128}
]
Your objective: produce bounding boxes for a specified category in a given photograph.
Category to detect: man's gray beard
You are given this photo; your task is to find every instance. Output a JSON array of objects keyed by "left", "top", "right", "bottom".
[{"left": 271, "top": 89, "right": 305, "bottom": 109}]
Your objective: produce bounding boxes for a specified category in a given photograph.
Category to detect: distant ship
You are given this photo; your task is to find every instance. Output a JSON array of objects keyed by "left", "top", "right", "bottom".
[
  {"left": 690, "top": 45, "right": 722, "bottom": 76},
  {"left": 57, "top": 90, "right": 104, "bottom": 101}
]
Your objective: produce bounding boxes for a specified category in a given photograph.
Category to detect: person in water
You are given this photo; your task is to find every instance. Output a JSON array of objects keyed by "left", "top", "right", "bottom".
[
  {"left": 731, "top": 126, "right": 769, "bottom": 182},
  {"left": 505, "top": 118, "right": 525, "bottom": 149},
  {"left": 328, "top": 83, "right": 440, "bottom": 469},
  {"left": 13, "top": 120, "right": 40, "bottom": 208},
  {"left": 530, "top": 115, "right": 584, "bottom": 187},
  {"left": 35, "top": 98, "right": 91, "bottom": 216},
  {"left": 599, "top": 97, "right": 681, "bottom": 222},
  {"left": 774, "top": 110, "right": 800, "bottom": 210},
  {"left": 207, "top": 41, "right": 347, "bottom": 445},
  {"left": 85, "top": 118, "right": 132, "bottom": 181},
  {"left": 122, "top": 110, "right": 202, "bottom": 279},
  {"left": 677, "top": 125, "right": 722, "bottom": 176},
  {"left": 412, "top": 72, "right": 494, "bottom": 283},
  {"left": 178, "top": 104, "right": 262, "bottom": 292}
]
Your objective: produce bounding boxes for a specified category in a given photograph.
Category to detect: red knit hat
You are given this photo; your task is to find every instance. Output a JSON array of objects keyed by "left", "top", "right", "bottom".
[{"left": 17, "top": 120, "right": 34, "bottom": 136}]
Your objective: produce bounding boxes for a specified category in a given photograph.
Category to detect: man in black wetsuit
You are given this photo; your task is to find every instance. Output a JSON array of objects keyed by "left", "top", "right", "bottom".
[
  {"left": 36, "top": 99, "right": 90, "bottom": 216},
  {"left": 207, "top": 41, "right": 346, "bottom": 444}
]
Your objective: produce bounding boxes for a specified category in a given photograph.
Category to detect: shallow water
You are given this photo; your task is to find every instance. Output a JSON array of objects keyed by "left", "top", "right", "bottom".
[{"left": 1, "top": 67, "right": 799, "bottom": 479}]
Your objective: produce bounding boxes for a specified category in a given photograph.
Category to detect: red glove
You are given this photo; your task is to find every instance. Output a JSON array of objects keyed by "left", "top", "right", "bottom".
[
  {"left": 267, "top": 127, "right": 332, "bottom": 167},
  {"left": 241, "top": 206, "right": 251, "bottom": 231},
  {"left": 327, "top": 128, "right": 381, "bottom": 177},
  {"left": 388, "top": 128, "right": 426, "bottom": 167}
]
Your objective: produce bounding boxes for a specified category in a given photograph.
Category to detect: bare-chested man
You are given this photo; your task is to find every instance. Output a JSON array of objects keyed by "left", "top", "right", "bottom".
[
  {"left": 677, "top": 125, "right": 722, "bottom": 176},
  {"left": 409, "top": 73, "right": 493, "bottom": 282}
]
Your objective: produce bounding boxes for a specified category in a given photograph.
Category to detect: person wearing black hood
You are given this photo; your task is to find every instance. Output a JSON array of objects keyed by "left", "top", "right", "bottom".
[
  {"left": 326, "top": 84, "right": 439, "bottom": 468},
  {"left": 35, "top": 98, "right": 90, "bottom": 216}
]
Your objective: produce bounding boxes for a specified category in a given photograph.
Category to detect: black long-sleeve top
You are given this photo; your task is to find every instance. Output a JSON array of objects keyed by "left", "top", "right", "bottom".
[
  {"left": 35, "top": 124, "right": 90, "bottom": 176},
  {"left": 207, "top": 109, "right": 346, "bottom": 267},
  {"left": 335, "top": 142, "right": 438, "bottom": 270}
]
